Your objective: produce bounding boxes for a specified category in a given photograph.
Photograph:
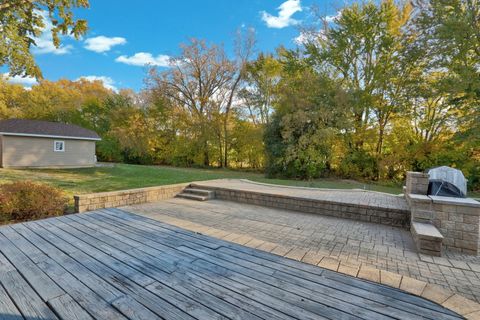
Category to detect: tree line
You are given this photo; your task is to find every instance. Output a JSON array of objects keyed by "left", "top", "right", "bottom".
[{"left": 1, "top": 0, "right": 479, "bottom": 189}]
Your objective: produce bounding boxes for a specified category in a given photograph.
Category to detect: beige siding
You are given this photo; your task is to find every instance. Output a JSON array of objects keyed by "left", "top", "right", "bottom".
[
  {"left": 1, "top": 135, "right": 96, "bottom": 168},
  {"left": 0, "top": 135, "right": 3, "bottom": 167}
]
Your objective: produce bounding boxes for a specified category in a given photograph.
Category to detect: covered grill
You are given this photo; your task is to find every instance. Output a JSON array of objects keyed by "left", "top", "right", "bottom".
[{"left": 427, "top": 166, "right": 467, "bottom": 198}]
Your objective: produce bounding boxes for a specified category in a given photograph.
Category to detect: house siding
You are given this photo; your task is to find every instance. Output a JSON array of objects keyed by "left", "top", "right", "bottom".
[
  {"left": 0, "top": 135, "right": 3, "bottom": 167},
  {"left": 1, "top": 135, "right": 96, "bottom": 168}
]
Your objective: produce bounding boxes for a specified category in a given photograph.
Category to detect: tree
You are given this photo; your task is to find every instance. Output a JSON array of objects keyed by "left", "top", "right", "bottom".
[
  {"left": 0, "top": 76, "right": 27, "bottom": 118},
  {"left": 264, "top": 53, "right": 349, "bottom": 179},
  {"left": 229, "top": 117, "right": 265, "bottom": 169},
  {"left": 148, "top": 39, "right": 235, "bottom": 167},
  {"left": 22, "top": 79, "right": 111, "bottom": 122},
  {"left": 221, "top": 28, "right": 255, "bottom": 167},
  {"left": 412, "top": 0, "right": 480, "bottom": 98},
  {"left": 404, "top": 0, "right": 480, "bottom": 184},
  {"left": 0, "top": 0, "right": 89, "bottom": 78},
  {"left": 306, "top": 0, "right": 412, "bottom": 178},
  {"left": 241, "top": 53, "right": 282, "bottom": 126}
]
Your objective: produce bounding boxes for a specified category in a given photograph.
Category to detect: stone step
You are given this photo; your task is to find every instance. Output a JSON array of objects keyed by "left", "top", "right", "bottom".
[
  {"left": 183, "top": 188, "right": 215, "bottom": 198},
  {"left": 176, "top": 193, "right": 209, "bottom": 201},
  {"left": 411, "top": 222, "right": 443, "bottom": 256}
]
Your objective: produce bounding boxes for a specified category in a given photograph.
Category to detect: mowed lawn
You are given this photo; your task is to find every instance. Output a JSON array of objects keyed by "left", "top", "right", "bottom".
[{"left": 0, "top": 163, "right": 405, "bottom": 198}]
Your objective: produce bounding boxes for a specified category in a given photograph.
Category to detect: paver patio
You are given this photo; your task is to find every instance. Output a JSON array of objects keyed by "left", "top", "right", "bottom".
[
  {"left": 192, "top": 179, "right": 409, "bottom": 211},
  {"left": 0, "top": 208, "right": 464, "bottom": 319},
  {"left": 126, "top": 197, "right": 480, "bottom": 304}
]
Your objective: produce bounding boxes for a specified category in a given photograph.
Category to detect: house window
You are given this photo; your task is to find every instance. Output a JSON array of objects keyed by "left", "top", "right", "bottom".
[{"left": 54, "top": 140, "right": 65, "bottom": 152}]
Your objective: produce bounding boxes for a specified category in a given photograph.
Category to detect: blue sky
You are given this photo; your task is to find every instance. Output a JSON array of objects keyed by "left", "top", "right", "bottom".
[{"left": 5, "top": 0, "right": 343, "bottom": 91}]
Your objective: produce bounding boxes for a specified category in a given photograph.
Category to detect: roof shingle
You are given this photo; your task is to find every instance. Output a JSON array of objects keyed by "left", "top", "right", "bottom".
[{"left": 0, "top": 119, "right": 101, "bottom": 140}]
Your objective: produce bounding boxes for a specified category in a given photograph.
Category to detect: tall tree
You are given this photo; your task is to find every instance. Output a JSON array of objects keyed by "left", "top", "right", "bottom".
[
  {"left": 241, "top": 53, "right": 282, "bottom": 126},
  {"left": 0, "top": 0, "right": 89, "bottom": 78},
  {"left": 405, "top": 0, "right": 480, "bottom": 180},
  {"left": 306, "top": 0, "right": 412, "bottom": 178},
  {"left": 221, "top": 28, "right": 255, "bottom": 167},
  {"left": 264, "top": 49, "right": 349, "bottom": 179},
  {"left": 148, "top": 39, "right": 235, "bottom": 166}
]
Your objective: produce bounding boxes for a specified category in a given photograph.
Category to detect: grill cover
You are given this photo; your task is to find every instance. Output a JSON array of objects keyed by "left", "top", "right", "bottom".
[
  {"left": 427, "top": 166, "right": 467, "bottom": 197},
  {"left": 428, "top": 180, "right": 465, "bottom": 198}
]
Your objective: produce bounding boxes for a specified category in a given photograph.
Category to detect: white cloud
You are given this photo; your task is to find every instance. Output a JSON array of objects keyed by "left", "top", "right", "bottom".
[
  {"left": 325, "top": 10, "right": 342, "bottom": 23},
  {"left": 32, "top": 10, "right": 73, "bottom": 55},
  {"left": 115, "top": 52, "right": 171, "bottom": 67},
  {"left": 294, "top": 29, "right": 326, "bottom": 45},
  {"left": 2, "top": 73, "right": 38, "bottom": 88},
  {"left": 77, "top": 75, "right": 118, "bottom": 92},
  {"left": 261, "top": 0, "right": 302, "bottom": 29},
  {"left": 294, "top": 32, "right": 309, "bottom": 45},
  {"left": 84, "top": 36, "right": 127, "bottom": 53}
]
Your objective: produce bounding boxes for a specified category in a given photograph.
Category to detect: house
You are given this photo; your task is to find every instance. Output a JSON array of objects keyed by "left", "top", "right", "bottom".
[{"left": 0, "top": 119, "right": 101, "bottom": 168}]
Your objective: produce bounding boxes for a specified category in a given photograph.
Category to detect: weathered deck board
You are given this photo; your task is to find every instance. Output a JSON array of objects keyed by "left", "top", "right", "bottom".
[
  {"left": 0, "top": 282, "right": 21, "bottom": 318},
  {"left": 28, "top": 221, "right": 198, "bottom": 320},
  {"left": 1, "top": 270, "right": 59, "bottom": 320},
  {"left": 38, "top": 217, "right": 265, "bottom": 320},
  {"left": 87, "top": 213, "right": 383, "bottom": 319},
  {"left": 47, "top": 294, "right": 94, "bottom": 320},
  {"left": 0, "top": 232, "right": 65, "bottom": 302},
  {"left": 0, "top": 209, "right": 464, "bottom": 320}
]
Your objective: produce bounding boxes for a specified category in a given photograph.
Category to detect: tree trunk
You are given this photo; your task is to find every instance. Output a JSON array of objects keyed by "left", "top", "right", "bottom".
[
  {"left": 375, "top": 124, "right": 385, "bottom": 180},
  {"left": 223, "top": 119, "right": 228, "bottom": 168},
  {"left": 203, "top": 142, "right": 210, "bottom": 167},
  {"left": 218, "top": 132, "right": 224, "bottom": 168}
]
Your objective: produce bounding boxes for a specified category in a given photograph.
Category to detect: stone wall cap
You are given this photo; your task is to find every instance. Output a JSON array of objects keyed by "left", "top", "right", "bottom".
[
  {"left": 408, "top": 194, "right": 432, "bottom": 201},
  {"left": 429, "top": 195, "right": 480, "bottom": 208},
  {"left": 407, "top": 171, "right": 430, "bottom": 177},
  {"left": 74, "top": 182, "right": 191, "bottom": 199}
]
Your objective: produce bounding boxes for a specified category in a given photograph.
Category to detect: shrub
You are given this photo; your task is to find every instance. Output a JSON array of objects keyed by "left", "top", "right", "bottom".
[{"left": 0, "top": 181, "right": 68, "bottom": 223}]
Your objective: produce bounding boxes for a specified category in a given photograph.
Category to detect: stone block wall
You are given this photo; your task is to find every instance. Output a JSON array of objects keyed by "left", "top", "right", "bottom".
[
  {"left": 192, "top": 185, "right": 409, "bottom": 228},
  {"left": 408, "top": 194, "right": 435, "bottom": 223},
  {"left": 74, "top": 183, "right": 189, "bottom": 213},
  {"left": 430, "top": 197, "right": 480, "bottom": 255},
  {"left": 405, "top": 171, "right": 480, "bottom": 255},
  {"left": 405, "top": 171, "right": 430, "bottom": 195}
]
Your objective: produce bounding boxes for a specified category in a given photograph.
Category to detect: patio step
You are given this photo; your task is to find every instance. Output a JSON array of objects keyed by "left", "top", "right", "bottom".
[
  {"left": 176, "top": 187, "right": 215, "bottom": 201},
  {"left": 184, "top": 188, "right": 214, "bottom": 197},
  {"left": 411, "top": 221, "right": 443, "bottom": 256}
]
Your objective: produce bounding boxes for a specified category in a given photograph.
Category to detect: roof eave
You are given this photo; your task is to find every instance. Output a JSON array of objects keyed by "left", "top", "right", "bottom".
[{"left": 0, "top": 132, "right": 102, "bottom": 141}]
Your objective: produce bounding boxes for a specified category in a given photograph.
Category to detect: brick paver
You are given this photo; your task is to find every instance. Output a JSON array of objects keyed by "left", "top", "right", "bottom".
[
  {"left": 194, "top": 179, "right": 409, "bottom": 210},
  {"left": 125, "top": 197, "right": 480, "bottom": 303}
]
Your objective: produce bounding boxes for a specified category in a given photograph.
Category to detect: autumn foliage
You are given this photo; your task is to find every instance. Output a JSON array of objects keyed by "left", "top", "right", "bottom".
[{"left": 0, "top": 181, "right": 68, "bottom": 223}]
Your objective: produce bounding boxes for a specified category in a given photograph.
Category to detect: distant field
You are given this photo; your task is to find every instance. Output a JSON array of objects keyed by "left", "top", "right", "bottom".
[{"left": 0, "top": 164, "right": 408, "bottom": 199}]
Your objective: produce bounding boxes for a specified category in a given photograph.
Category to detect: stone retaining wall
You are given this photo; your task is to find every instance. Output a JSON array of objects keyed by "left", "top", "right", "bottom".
[
  {"left": 406, "top": 171, "right": 480, "bottom": 255},
  {"left": 74, "top": 183, "right": 188, "bottom": 213},
  {"left": 191, "top": 184, "right": 410, "bottom": 228},
  {"left": 431, "top": 196, "right": 480, "bottom": 255}
]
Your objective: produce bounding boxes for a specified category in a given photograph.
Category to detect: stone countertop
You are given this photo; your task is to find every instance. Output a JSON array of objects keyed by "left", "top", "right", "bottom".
[{"left": 429, "top": 195, "right": 480, "bottom": 208}]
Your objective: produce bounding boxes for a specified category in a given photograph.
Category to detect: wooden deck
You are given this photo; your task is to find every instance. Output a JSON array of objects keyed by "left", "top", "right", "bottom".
[{"left": 0, "top": 208, "right": 463, "bottom": 320}]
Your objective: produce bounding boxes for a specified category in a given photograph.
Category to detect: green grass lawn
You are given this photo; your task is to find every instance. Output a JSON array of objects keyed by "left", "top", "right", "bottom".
[
  {"left": 2, "top": 163, "right": 478, "bottom": 200},
  {"left": 0, "top": 163, "right": 405, "bottom": 198}
]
